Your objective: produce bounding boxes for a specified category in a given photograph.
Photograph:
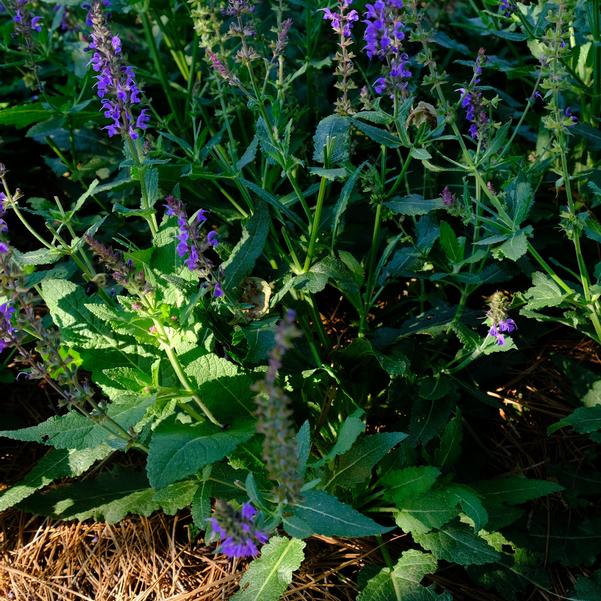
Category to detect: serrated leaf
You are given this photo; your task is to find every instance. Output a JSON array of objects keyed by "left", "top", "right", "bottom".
[
  {"left": 147, "top": 420, "right": 254, "bottom": 489},
  {"left": 414, "top": 521, "right": 502, "bottom": 566},
  {"left": 495, "top": 230, "right": 529, "bottom": 262},
  {"left": 0, "top": 446, "right": 111, "bottom": 511},
  {"left": 20, "top": 467, "right": 158, "bottom": 522},
  {"left": 522, "top": 272, "right": 567, "bottom": 310},
  {"left": 439, "top": 221, "right": 464, "bottom": 264},
  {"left": 327, "top": 432, "right": 407, "bottom": 489},
  {"left": 0, "top": 102, "right": 51, "bottom": 127},
  {"left": 231, "top": 537, "right": 306, "bottom": 601},
  {"left": 283, "top": 490, "right": 393, "bottom": 538},
  {"left": 474, "top": 476, "right": 563, "bottom": 505},
  {"left": 548, "top": 406, "right": 601, "bottom": 435},
  {"left": 386, "top": 195, "right": 445, "bottom": 216},
  {"left": 505, "top": 175, "right": 533, "bottom": 227},
  {"left": 222, "top": 202, "right": 270, "bottom": 292},
  {"left": 323, "top": 411, "right": 365, "bottom": 462},
  {"left": 357, "top": 549, "right": 438, "bottom": 601},
  {"left": 434, "top": 411, "right": 462, "bottom": 469},
  {"left": 572, "top": 569, "right": 601, "bottom": 600},
  {"left": 184, "top": 353, "right": 257, "bottom": 422},
  {"left": 394, "top": 490, "right": 460, "bottom": 535},
  {"left": 0, "top": 394, "right": 154, "bottom": 450},
  {"left": 382, "top": 466, "right": 441, "bottom": 505},
  {"left": 313, "top": 114, "right": 351, "bottom": 164},
  {"left": 191, "top": 478, "right": 212, "bottom": 529},
  {"left": 447, "top": 485, "right": 488, "bottom": 532},
  {"left": 352, "top": 119, "right": 401, "bottom": 147},
  {"left": 153, "top": 479, "right": 199, "bottom": 514}
]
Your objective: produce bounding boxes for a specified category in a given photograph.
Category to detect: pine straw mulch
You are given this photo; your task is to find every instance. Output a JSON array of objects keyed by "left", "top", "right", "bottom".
[
  {"left": 0, "top": 332, "right": 599, "bottom": 600},
  {"left": 0, "top": 511, "right": 378, "bottom": 601}
]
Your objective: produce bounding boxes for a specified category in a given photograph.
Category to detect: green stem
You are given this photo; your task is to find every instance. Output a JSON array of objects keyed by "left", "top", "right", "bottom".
[
  {"left": 359, "top": 201, "right": 384, "bottom": 336},
  {"left": 593, "top": 0, "right": 601, "bottom": 121},
  {"left": 303, "top": 175, "right": 328, "bottom": 272},
  {"left": 153, "top": 319, "right": 223, "bottom": 427},
  {"left": 140, "top": 10, "right": 184, "bottom": 131}
]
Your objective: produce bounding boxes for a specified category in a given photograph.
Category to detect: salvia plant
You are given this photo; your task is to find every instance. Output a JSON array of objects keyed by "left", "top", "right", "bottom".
[{"left": 2, "top": 0, "right": 601, "bottom": 598}]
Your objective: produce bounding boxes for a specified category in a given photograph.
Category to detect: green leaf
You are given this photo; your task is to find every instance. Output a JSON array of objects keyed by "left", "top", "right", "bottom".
[
  {"left": 313, "top": 114, "right": 351, "bottom": 164},
  {"left": 382, "top": 466, "right": 441, "bottom": 505},
  {"left": 572, "top": 569, "right": 601, "bottom": 600},
  {"left": 409, "top": 381, "right": 455, "bottom": 445},
  {"left": 0, "top": 102, "right": 51, "bottom": 127},
  {"left": 328, "top": 432, "right": 407, "bottom": 489},
  {"left": 434, "top": 411, "right": 463, "bottom": 469},
  {"left": 521, "top": 272, "right": 567, "bottom": 310},
  {"left": 0, "top": 394, "right": 154, "bottom": 450},
  {"left": 357, "top": 549, "right": 438, "bottom": 601},
  {"left": 20, "top": 467, "right": 158, "bottom": 522},
  {"left": 447, "top": 485, "right": 488, "bottom": 532},
  {"left": 146, "top": 420, "right": 254, "bottom": 489},
  {"left": 386, "top": 195, "right": 445, "bottom": 216},
  {"left": 548, "top": 406, "right": 601, "bottom": 435},
  {"left": 495, "top": 229, "right": 529, "bottom": 262},
  {"left": 283, "top": 490, "right": 393, "bottom": 538},
  {"left": 0, "top": 446, "right": 111, "bottom": 511},
  {"left": 184, "top": 353, "right": 257, "bottom": 422},
  {"left": 474, "top": 476, "right": 563, "bottom": 505},
  {"left": 222, "top": 202, "right": 270, "bottom": 293},
  {"left": 191, "top": 477, "right": 212, "bottom": 529},
  {"left": 414, "top": 521, "right": 502, "bottom": 566},
  {"left": 153, "top": 479, "right": 199, "bottom": 514},
  {"left": 323, "top": 410, "right": 365, "bottom": 463},
  {"left": 439, "top": 221, "right": 464, "bottom": 264},
  {"left": 352, "top": 119, "right": 401, "bottom": 147},
  {"left": 332, "top": 162, "right": 366, "bottom": 243},
  {"left": 394, "top": 490, "right": 460, "bottom": 535},
  {"left": 505, "top": 175, "right": 533, "bottom": 227},
  {"left": 231, "top": 537, "right": 306, "bottom": 601}
]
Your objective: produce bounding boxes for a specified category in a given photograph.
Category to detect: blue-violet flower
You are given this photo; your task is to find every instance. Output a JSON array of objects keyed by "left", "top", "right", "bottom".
[
  {"left": 209, "top": 501, "right": 268, "bottom": 558},
  {"left": 87, "top": 0, "right": 149, "bottom": 140},
  {"left": 363, "top": 0, "right": 411, "bottom": 96},
  {"left": 0, "top": 303, "right": 15, "bottom": 353},
  {"left": 164, "top": 195, "right": 223, "bottom": 298}
]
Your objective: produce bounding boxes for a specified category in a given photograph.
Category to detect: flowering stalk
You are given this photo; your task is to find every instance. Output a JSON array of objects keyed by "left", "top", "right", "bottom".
[
  {"left": 363, "top": 0, "right": 411, "bottom": 98},
  {"left": 458, "top": 48, "right": 488, "bottom": 142},
  {"left": 253, "top": 310, "right": 303, "bottom": 505},
  {"left": 87, "top": 0, "right": 149, "bottom": 140},
  {"left": 164, "top": 195, "right": 223, "bottom": 298},
  {"left": 209, "top": 500, "right": 268, "bottom": 558},
  {"left": 323, "top": 0, "right": 359, "bottom": 114}
]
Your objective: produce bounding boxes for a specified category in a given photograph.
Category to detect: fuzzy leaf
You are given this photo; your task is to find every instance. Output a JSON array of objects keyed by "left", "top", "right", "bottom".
[
  {"left": 382, "top": 466, "right": 441, "bottom": 505},
  {"left": 146, "top": 420, "right": 254, "bottom": 489},
  {"left": 474, "top": 476, "right": 563, "bottom": 505},
  {"left": 0, "top": 446, "right": 111, "bottom": 512},
  {"left": 394, "top": 490, "right": 460, "bottom": 535},
  {"left": 0, "top": 394, "right": 154, "bottom": 450},
  {"left": 548, "top": 406, "right": 601, "bottom": 435},
  {"left": 328, "top": 432, "right": 407, "bottom": 488},
  {"left": 222, "top": 202, "right": 270, "bottom": 292},
  {"left": 283, "top": 490, "right": 393, "bottom": 538},
  {"left": 414, "top": 521, "right": 502, "bottom": 566},
  {"left": 386, "top": 195, "right": 445, "bottom": 216},
  {"left": 357, "top": 549, "right": 439, "bottom": 601},
  {"left": 313, "top": 114, "right": 351, "bottom": 164},
  {"left": 231, "top": 537, "right": 306, "bottom": 601}
]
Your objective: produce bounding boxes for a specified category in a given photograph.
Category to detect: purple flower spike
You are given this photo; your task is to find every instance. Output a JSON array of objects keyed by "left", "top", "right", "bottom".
[
  {"left": 87, "top": 1, "right": 148, "bottom": 140},
  {"left": 363, "top": 0, "right": 411, "bottom": 96},
  {"left": 209, "top": 500, "right": 268, "bottom": 559},
  {"left": 0, "top": 303, "right": 16, "bottom": 352},
  {"left": 164, "top": 195, "right": 222, "bottom": 297}
]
